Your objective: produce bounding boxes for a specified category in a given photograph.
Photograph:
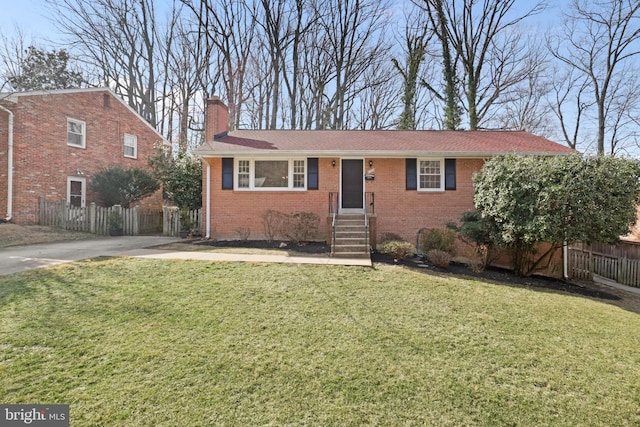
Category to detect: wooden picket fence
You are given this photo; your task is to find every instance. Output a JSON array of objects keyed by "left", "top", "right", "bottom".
[
  {"left": 39, "top": 198, "right": 163, "bottom": 236},
  {"left": 162, "top": 206, "right": 202, "bottom": 237},
  {"left": 568, "top": 242, "right": 640, "bottom": 288},
  {"left": 39, "top": 198, "right": 201, "bottom": 237}
]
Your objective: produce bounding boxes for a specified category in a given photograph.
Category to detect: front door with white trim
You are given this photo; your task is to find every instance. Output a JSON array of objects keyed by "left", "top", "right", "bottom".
[
  {"left": 341, "top": 159, "right": 364, "bottom": 210},
  {"left": 67, "top": 177, "right": 86, "bottom": 208}
]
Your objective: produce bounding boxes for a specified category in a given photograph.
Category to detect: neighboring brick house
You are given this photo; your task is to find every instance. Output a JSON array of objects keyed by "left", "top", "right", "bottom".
[
  {"left": 195, "top": 97, "right": 574, "bottom": 255},
  {"left": 0, "top": 88, "right": 166, "bottom": 224}
]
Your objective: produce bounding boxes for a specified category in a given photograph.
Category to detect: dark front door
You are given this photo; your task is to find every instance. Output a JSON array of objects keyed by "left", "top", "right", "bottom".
[
  {"left": 68, "top": 179, "right": 84, "bottom": 207},
  {"left": 341, "top": 159, "right": 363, "bottom": 209}
]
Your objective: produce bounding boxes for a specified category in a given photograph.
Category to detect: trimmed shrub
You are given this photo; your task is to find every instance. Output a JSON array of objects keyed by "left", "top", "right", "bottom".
[
  {"left": 427, "top": 249, "right": 452, "bottom": 268},
  {"left": 91, "top": 166, "right": 159, "bottom": 208},
  {"left": 378, "top": 240, "right": 415, "bottom": 260},
  {"left": 420, "top": 228, "right": 456, "bottom": 255}
]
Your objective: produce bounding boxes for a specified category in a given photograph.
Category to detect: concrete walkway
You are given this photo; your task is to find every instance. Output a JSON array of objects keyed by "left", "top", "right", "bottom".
[
  {"left": 124, "top": 248, "right": 372, "bottom": 267},
  {"left": 0, "top": 237, "right": 371, "bottom": 276}
]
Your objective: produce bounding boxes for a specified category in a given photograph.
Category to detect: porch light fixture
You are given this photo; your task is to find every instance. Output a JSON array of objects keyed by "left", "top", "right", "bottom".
[
  {"left": 369, "top": 160, "right": 373, "bottom": 167},
  {"left": 332, "top": 160, "right": 336, "bottom": 167}
]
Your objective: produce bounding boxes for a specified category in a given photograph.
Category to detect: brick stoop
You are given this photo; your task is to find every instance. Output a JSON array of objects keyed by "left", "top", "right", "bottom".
[{"left": 331, "top": 213, "right": 370, "bottom": 259}]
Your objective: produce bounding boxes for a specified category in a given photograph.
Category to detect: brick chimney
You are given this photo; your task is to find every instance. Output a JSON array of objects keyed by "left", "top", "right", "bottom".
[{"left": 205, "top": 96, "right": 229, "bottom": 142}]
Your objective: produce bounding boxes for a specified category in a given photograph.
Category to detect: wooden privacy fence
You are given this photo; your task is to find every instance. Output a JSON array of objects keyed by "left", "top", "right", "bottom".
[
  {"left": 568, "top": 242, "right": 640, "bottom": 288},
  {"left": 39, "top": 198, "right": 163, "bottom": 236}
]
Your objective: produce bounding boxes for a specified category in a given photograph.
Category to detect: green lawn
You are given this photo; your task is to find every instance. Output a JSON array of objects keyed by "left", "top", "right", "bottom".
[{"left": 1, "top": 258, "right": 639, "bottom": 426}]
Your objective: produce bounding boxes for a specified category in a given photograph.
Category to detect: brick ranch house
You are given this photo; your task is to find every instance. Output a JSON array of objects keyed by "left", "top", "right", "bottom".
[
  {"left": 196, "top": 97, "right": 574, "bottom": 256},
  {"left": 0, "top": 88, "right": 166, "bottom": 224}
]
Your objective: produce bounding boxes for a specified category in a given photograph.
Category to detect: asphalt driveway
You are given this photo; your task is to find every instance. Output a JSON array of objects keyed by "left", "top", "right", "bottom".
[{"left": 0, "top": 236, "right": 181, "bottom": 276}]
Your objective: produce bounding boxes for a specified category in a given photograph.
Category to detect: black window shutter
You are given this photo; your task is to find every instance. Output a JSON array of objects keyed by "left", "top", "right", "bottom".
[
  {"left": 222, "top": 158, "right": 233, "bottom": 190},
  {"left": 445, "top": 158, "right": 456, "bottom": 190},
  {"left": 406, "top": 158, "right": 417, "bottom": 190},
  {"left": 307, "top": 158, "right": 319, "bottom": 190}
]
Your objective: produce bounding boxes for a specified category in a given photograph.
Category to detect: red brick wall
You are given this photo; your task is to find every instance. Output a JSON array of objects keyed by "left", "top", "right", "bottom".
[
  {"left": 1, "top": 90, "right": 164, "bottom": 224},
  {"left": 0, "top": 110, "right": 8, "bottom": 219},
  {"left": 204, "top": 156, "right": 483, "bottom": 242},
  {"left": 365, "top": 158, "right": 483, "bottom": 243},
  {"left": 204, "top": 157, "right": 338, "bottom": 240}
]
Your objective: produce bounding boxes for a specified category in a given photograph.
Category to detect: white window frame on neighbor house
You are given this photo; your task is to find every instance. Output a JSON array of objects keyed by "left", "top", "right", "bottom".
[
  {"left": 234, "top": 158, "right": 307, "bottom": 191},
  {"left": 417, "top": 158, "right": 444, "bottom": 192},
  {"left": 67, "top": 118, "right": 86, "bottom": 148},
  {"left": 124, "top": 133, "right": 138, "bottom": 159}
]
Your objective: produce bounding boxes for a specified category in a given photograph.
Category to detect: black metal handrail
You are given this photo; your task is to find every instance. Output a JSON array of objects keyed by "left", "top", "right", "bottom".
[
  {"left": 329, "top": 192, "right": 339, "bottom": 254},
  {"left": 329, "top": 192, "right": 339, "bottom": 215},
  {"left": 365, "top": 192, "right": 375, "bottom": 215},
  {"left": 364, "top": 193, "right": 374, "bottom": 253},
  {"left": 329, "top": 192, "right": 374, "bottom": 255}
]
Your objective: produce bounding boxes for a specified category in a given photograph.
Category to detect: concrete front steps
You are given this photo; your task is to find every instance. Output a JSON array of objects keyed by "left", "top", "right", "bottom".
[{"left": 331, "top": 213, "right": 370, "bottom": 259}]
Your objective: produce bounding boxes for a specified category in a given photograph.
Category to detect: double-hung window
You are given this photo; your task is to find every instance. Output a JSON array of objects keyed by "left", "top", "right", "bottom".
[
  {"left": 235, "top": 159, "right": 306, "bottom": 190},
  {"left": 418, "top": 158, "right": 444, "bottom": 191},
  {"left": 237, "top": 160, "right": 250, "bottom": 188},
  {"left": 124, "top": 134, "right": 138, "bottom": 159},
  {"left": 67, "top": 118, "right": 86, "bottom": 148},
  {"left": 407, "top": 158, "right": 455, "bottom": 191}
]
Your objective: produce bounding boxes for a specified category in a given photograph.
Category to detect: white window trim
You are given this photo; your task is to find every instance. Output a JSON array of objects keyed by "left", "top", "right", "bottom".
[
  {"left": 67, "top": 118, "right": 86, "bottom": 148},
  {"left": 124, "top": 133, "right": 138, "bottom": 159},
  {"left": 417, "top": 158, "right": 445, "bottom": 192},
  {"left": 234, "top": 158, "right": 307, "bottom": 191}
]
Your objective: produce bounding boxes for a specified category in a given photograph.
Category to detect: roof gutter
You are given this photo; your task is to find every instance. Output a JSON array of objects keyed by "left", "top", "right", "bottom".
[
  {"left": 195, "top": 150, "right": 574, "bottom": 159},
  {"left": 0, "top": 104, "right": 14, "bottom": 222}
]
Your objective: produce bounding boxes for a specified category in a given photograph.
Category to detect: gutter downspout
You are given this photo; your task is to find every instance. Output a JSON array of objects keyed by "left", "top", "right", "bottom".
[
  {"left": 205, "top": 160, "right": 211, "bottom": 239},
  {"left": 0, "top": 105, "right": 14, "bottom": 222}
]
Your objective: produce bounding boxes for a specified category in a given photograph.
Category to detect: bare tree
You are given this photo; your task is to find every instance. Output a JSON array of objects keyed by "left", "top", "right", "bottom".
[
  {"left": 484, "top": 41, "right": 554, "bottom": 136},
  {"left": 354, "top": 60, "right": 401, "bottom": 129},
  {"left": 280, "top": 0, "right": 319, "bottom": 129},
  {"left": 183, "top": 0, "right": 257, "bottom": 131},
  {"left": 420, "top": 0, "right": 546, "bottom": 130},
  {"left": 161, "top": 7, "right": 214, "bottom": 153},
  {"left": 548, "top": 66, "right": 594, "bottom": 150},
  {"left": 417, "top": 0, "right": 461, "bottom": 130},
  {"left": 495, "top": 70, "right": 553, "bottom": 135},
  {"left": 252, "top": 0, "right": 287, "bottom": 129},
  {"left": 243, "top": 39, "right": 272, "bottom": 129},
  {"left": 601, "top": 63, "right": 640, "bottom": 155},
  {"left": 318, "top": 0, "right": 391, "bottom": 129},
  {"left": 47, "top": 0, "right": 159, "bottom": 127},
  {"left": 548, "top": 0, "right": 640, "bottom": 155},
  {"left": 0, "top": 26, "right": 35, "bottom": 92},
  {"left": 392, "top": 5, "right": 434, "bottom": 130}
]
